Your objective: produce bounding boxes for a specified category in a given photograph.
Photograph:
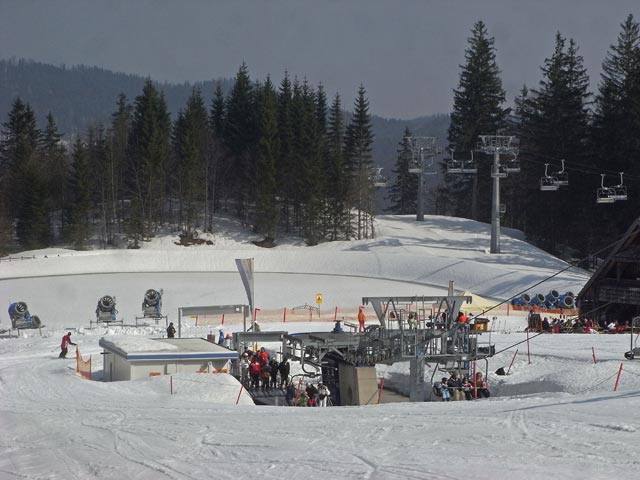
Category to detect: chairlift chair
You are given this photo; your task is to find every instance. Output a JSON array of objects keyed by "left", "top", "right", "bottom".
[
  {"left": 371, "top": 167, "right": 388, "bottom": 188},
  {"left": 611, "top": 172, "right": 628, "bottom": 201},
  {"left": 446, "top": 151, "right": 463, "bottom": 173},
  {"left": 504, "top": 153, "right": 521, "bottom": 173},
  {"left": 461, "top": 151, "right": 478, "bottom": 174},
  {"left": 540, "top": 164, "right": 559, "bottom": 191},
  {"left": 552, "top": 159, "right": 569, "bottom": 187},
  {"left": 596, "top": 174, "right": 615, "bottom": 204}
]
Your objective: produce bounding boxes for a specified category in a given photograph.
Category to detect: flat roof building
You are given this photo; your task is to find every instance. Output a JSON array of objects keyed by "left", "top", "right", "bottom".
[{"left": 99, "top": 336, "right": 237, "bottom": 382}]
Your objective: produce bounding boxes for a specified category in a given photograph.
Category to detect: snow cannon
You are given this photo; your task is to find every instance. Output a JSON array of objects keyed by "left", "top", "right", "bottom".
[
  {"left": 142, "top": 289, "right": 162, "bottom": 317},
  {"left": 565, "top": 291, "right": 575, "bottom": 298},
  {"left": 511, "top": 293, "right": 531, "bottom": 306},
  {"left": 545, "top": 290, "right": 560, "bottom": 307},
  {"left": 529, "top": 293, "right": 546, "bottom": 306},
  {"left": 8, "top": 301, "right": 41, "bottom": 329},
  {"left": 556, "top": 294, "right": 575, "bottom": 309},
  {"left": 96, "top": 295, "right": 117, "bottom": 323}
]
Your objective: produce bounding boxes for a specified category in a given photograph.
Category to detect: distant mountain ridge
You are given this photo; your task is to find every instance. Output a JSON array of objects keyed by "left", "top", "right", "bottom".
[{"left": 0, "top": 57, "right": 449, "bottom": 172}]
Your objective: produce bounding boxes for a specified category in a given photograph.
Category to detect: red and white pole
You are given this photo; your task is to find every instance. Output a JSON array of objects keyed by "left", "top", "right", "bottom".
[{"left": 614, "top": 363, "right": 623, "bottom": 391}]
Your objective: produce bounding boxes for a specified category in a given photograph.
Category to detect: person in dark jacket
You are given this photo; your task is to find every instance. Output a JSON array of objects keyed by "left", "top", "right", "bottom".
[
  {"left": 269, "top": 358, "right": 279, "bottom": 389},
  {"left": 285, "top": 382, "right": 296, "bottom": 406},
  {"left": 59, "top": 332, "right": 77, "bottom": 358},
  {"left": 278, "top": 359, "right": 291, "bottom": 388},
  {"left": 166, "top": 322, "right": 176, "bottom": 338}
]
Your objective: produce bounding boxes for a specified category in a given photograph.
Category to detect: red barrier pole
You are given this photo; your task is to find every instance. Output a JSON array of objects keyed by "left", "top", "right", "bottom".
[
  {"left": 283, "top": 307, "right": 287, "bottom": 322},
  {"left": 309, "top": 309, "right": 312, "bottom": 322},
  {"left": 170, "top": 375, "right": 173, "bottom": 395},
  {"left": 614, "top": 363, "right": 623, "bottom": 391},
  {"left": 592, "top": 346, "right": 597, "bottom": 364},
  {"left": 334, "top": 306, "right": 338, "bottom": 321},
  {"left": 377, "top": 378, "right": 385, "bottom": 404},
  {"left": 526, "top": 329, "right": 531, "bottom": 364},
  {"left": 507, "top": 349, "right": 519, "bottom": 375},
  {"left": 221, "top": 313, "right": 225, "bottom": 326},
  {"left": 236, "top": 384, "right": 244, "bottom": 405}
]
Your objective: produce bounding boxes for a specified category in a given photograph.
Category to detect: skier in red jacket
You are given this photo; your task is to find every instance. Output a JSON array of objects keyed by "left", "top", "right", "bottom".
[{"left": 59, "top": 332, "right": 77, "bottom": 359}]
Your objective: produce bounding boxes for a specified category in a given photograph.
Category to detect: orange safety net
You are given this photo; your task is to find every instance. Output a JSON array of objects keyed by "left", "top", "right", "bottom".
[{"left": 76, "top": 348, "right": 91, "bottom": 379}]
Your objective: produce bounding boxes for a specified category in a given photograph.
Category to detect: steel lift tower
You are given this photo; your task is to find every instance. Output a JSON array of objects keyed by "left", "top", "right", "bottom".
[
  {"left": 407, "top": 136, "right": 439, "bottom": 222},
  {"left": 478, "top": 135, "right": 519, "bottom": 254}
]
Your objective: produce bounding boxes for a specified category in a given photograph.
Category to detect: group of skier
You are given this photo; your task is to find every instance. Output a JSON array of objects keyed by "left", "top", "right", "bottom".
[
  {"left": 241, "top": 347, "right": 291, "bottom": 393},
  {"left": 433, "top": 371, "right": 490, "bottom": 401}
]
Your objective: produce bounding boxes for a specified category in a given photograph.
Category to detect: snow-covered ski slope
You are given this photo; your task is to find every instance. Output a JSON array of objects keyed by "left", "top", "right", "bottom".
[{"left": 2, "top": 215, "right": 639, "bottom": 480}]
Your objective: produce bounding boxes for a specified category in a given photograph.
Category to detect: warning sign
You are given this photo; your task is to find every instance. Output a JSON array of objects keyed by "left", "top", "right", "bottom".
[{"left": 315, "top": 293, "right": 323, "bottom": 305}]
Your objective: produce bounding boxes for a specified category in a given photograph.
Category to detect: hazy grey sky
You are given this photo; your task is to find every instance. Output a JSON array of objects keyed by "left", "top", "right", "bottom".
[{"left": 0, "top": 0, "right": 638, "bottom": 118}]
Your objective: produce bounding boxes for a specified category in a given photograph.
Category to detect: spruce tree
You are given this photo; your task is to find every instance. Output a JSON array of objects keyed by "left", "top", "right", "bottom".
[
  {"left": 326, "top": 93, "right": 347, "bottom": 240},
  {"left": 520, "top": 33, "right": 592, "bottom": 255},
  {"left": 108, "top": 94, "right": 131, "bottom": 233},
  {"left": 344, "top": 85, "right": 375, "bottom": 239},
  {"left": 447, "top": 20, "right": 507, "bottom": 221},
  {"left": 127, "top": 80, "right": 171, "bottom": 240},
  {"left": 277, "top": 72, "right": 295, "bottom": 232},
  {"left": 224, "top": 63, "right": 256, "bottom": 219},
  {"left": 67, "top": 137, "right": 91, "bottom": 249},
  {"left": 254, "top": 77, "right": 280, "bottom": 241},
  {"left": 41, "top": 113, "right": 68, "bottom": 241},
  {"left": 173, "top": 88, "right": 210, "bottom": 237},
  {"left": 388, "top": 127, "right": 418, "bottom": 214},
  {"left": 592, "top": 14, "right": 640, "bottom": 241}
]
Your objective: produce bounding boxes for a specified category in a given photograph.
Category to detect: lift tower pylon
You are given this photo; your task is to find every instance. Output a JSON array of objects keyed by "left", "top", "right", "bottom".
[
  {"left": 406, "top": 136, "right": 439, "bottom": 222},
  {"left": 478, "top": 135, "right": 519, "bottom": 254}
]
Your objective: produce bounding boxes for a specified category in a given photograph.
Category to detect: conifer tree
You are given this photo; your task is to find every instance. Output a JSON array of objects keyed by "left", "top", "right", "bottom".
[
  {"left": 67, "top": 137, "right": 91, "bottom": 249},
  {"left": 127, "top": 80, "right": 171, "bottom": 240},
  {"left": 208, "top": 82, "right": 227, "bottom": 221},
  {"left": 224, "top": 63, "right": 256, "bottom": 219},
  {"left": 108, "top": 94, "right": 131, "bottom": 233},
  {"left": 0, "top": 98, "right": 45, "bottom": 248},
  {"left": 41, "top": 113, "right": 68, "bottom": 241},
  {"left": 277, "top": 72, "right": 295, "bottom": 232},
  {"left": 519, "top": 33, "right": 592, "bottom": 255},
  {"left": 326, "top": 93, "right": 347, "bottom": 240},
  {"left": 447, "top": 20, "right": 507, "bottom": 221},
  {"left": 592, "top": 14, "right": 640, "bottom": 241},
  {"left": 388, "top": 127, "right": 418, "bottom": 214},
  {"left": 344, "top": 85, "right": 375, "bottom": 239},
  {"left": 254, "top": 77, "right": 280, "bottom": 241},
  {"left": 173, "top": 88, "right": 209, "bottom": 237}
]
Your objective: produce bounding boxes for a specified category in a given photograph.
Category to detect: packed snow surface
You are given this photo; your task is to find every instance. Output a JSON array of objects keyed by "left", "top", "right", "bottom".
[{"left": 1, "top": 215, "right": 638, "bottom": 479}]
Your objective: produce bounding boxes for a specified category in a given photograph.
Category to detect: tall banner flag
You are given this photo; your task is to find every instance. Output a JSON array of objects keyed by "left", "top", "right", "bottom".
[{"left": 235, "top": 258, "right": 255, "bottom": 321}]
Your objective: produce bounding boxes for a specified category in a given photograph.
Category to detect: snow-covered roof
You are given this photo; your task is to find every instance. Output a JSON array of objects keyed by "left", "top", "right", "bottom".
[{"left": 99, "top": 336, "right": 237, "bottom": 361}]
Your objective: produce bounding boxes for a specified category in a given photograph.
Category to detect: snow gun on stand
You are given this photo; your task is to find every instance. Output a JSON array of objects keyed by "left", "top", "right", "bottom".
[
  {"left": 545, "top": 290, "right": 560, "bottom": 308},
  {"left": 136, "top": 289, "right": 168, "bottom": 325},
  {"left": 142, "top": 289, "right": 162, "bottom": 317},
  {"left": 96, "top": 295, "right": 118, "bottom": 323},
  {"left": 8, "top": 301, "right": 42, "bottom": 329}
]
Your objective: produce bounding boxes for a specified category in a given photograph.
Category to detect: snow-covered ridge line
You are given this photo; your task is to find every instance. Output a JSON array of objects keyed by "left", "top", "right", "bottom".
[{"left": 0, "top": 248, "right": 588, "bottom": 299}]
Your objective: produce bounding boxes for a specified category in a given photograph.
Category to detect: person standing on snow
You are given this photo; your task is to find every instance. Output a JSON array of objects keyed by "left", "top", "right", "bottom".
[
  {"left": 317, "top": 382, "right": 331, "bottom": 407},
  {"left": 59, "top": 332, "right": 77, "bottom": 358},
  {"left": 166, "top": 322, "right": 176, "bottom": 338}
]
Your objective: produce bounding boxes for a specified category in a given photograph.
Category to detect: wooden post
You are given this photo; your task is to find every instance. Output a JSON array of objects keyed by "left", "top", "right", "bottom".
[
  {"left": 283, "top": 307, "right": 287, "bottom": 322},
  {"left": 526, "top": 329, "right": 531, "bottom": 364},
  {"left": 592, "top": 346, "right": 597, "bottom": 364},
  {"left": 170, "top": 375, "right": 173, "bottom": 395}
]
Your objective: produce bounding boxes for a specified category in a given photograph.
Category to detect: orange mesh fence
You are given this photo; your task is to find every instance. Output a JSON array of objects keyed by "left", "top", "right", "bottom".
[
  {"left": 192, "top": 306, "right": 367, "bottom": 326},
  {"left": 76, "top": 348, "right": 91, "bottom": 379}
]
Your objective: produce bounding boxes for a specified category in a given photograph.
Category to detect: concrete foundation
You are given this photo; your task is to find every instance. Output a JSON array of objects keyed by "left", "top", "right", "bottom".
[{"left": 338, "top": 363, "right": 378, "bottom": 406}]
